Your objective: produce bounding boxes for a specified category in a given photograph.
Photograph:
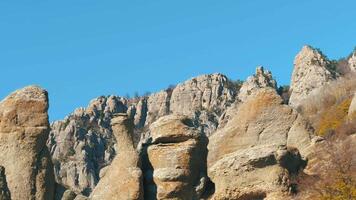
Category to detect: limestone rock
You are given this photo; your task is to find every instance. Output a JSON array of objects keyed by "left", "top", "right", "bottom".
[
  {"left": 90, "top": 114, "right": 143, "bottom": 200},
  {"left": 208, "top": 88, "right": 310, "bottom": 199},
  {"left": 169, "top": 73, "right": 237, "bottom": 136},
  {"left": 49, "top": 74, "right": 239, "bottom": 196},
  {"left": 238, "top": 66, "right": 277, "bottom": 102},
  {"left": 0, "top": 86, "right": 54, "bottom": 200},
  {"left": 289, "top": 45, "right": 338, "bottom": 107},
  {"left": 145, "top": 90, "right": 171, "bottom": 126},
  {"left": 144, "top": 115, "right": 208, "bottom": 200},
  {"left": 0, "top": 166, "right": 11, "bottom": 200},
  {"left": 48, "top": 96, "right": 128, "bottom": 195}
]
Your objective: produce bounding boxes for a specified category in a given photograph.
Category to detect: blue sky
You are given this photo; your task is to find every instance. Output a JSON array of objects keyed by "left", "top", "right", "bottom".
[{"left": 1, "top": 0, "right": 355, "bottom": 121}]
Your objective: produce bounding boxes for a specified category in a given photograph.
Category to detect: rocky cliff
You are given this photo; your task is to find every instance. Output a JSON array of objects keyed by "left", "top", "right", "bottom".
[{"left": 1, "top": 45, "right": 355, "bottom": 200}]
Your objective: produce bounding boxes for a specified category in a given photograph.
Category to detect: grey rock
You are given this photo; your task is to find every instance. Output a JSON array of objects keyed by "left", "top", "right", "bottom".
[
  {"left": 289, "top": 45, "right": 338, "bottom": 108},
  {"left": 238, "top": 66, "right": 277, "bottom": 102}
]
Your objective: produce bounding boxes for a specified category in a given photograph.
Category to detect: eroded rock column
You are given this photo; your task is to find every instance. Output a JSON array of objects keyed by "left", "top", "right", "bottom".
[
  {"left": 0, "top": 86, "right": 54, "bottom": 200},
  {"left": 90, "top": 113, "right": 143, "bottom": 200},
  {"left": 144, "top": 115, "right": 209, "bottom": 200}
]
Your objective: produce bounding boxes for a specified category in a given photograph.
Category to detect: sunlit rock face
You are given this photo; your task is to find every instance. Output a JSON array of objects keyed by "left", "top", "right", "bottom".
[
  {"left": 289, "top": 45, "right": 338, "bottom": 108},
  {"left": 0, "top": 86, "right": 54, "bottom": 200}
]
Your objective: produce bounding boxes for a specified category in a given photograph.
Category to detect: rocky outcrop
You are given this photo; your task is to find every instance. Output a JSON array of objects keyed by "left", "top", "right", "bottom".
[
  {"left": 169, "top": 73, "right": 237, "bottom": 136},
  {"left": 49, "top": 73, "right": 239, "bottom": 196},
  {"left": 48, "top": 96, "right": 128, "bottom": 195},
  {"left": 143, "top": 115, "right": 209, "bottom": 200},
  {"left": 208, "top": 88, "right": 311, "bottom": 199},
  {"left": 238, "top": 66, "right": 277, "bottom": 102},
  {"left": 0, "top": 166, "right": 11, "bottom": 200},
  {"left": 289, "top": 45, "right": 338, "bottom": 108},
  {"left": 90, "top": 114, "right": 143, "bottom": 200},
  {"left": 0, "top": 86, "right": 54, "bottom": 200}
]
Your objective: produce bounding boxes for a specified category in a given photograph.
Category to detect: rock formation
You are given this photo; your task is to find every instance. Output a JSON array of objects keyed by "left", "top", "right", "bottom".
[
  {"left": 143, "top": 115, "right": 209, "bottom": 200},
  {"left": 90, "top": 114, "right": 143, "bottom": 200},
  {"left": 49, "top": 73, "right": 239, "bottom": 196},
  {"left": 48, "top": 96, "right": 128, "bottom": 195},
  {"left": 0, "top": 166, "right": 11, "bottom": 200},
  {"left": 238, "top": 66, "right": 277, "bottom": 102},
  {"left": 0, "top": 86, "right": 54, "bottom": 200},
  {"left": 289, "top": 45, "right": 338, "bottom": 107},
  {"left": 208, "top": 88, "right": 311, "bottom": 199}
]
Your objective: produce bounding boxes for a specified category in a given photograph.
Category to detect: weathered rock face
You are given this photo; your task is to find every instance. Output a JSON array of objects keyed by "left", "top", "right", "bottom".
[
  {"left": 49, "top": 73, "right": 239, "bottom": 196},
  {"left": 238, "top": 66, "right": 277, "bottom": 102},
  {"left": 90, "top": 114, "right": 143, "bottom": 200},
  {"left": 208, "top": 88, "right": 311, "bottom": 199},
  {"left": 143, "top": 115, "right": 209, "bottom": 200},
  {"left": 289, "top": 45, "right": 338, "bottom": 108},
  {"left": 0, "top": 86, "right": 54, "bottom": 200},
  {"left": 0, "top": 166, "right": 11, "bottom": 200},
  {"left": 48, "top": 96, "right": 128, "bottom": 196}
]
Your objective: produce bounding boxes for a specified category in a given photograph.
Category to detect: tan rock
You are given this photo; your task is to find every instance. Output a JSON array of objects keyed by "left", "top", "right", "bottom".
[
  {"left": 90, "top": 114, "right": 143, "bottom": 200},
  {"left": 145, "top": 115, "right": 208, "bottom": 200},
  {"left": 0, "top": 86, "right": 54, "bottom": 200},
  {"left": 208, "top": 88, "right": 309, "bottom": 199}
]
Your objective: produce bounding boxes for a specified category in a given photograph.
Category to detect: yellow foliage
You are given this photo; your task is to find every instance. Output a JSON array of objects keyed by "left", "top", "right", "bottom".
[
  {"left": 318, "top": 177, "right": 356, "bottom": 200},
  {"left": 316, "top": 98, "right": 352, "bottom": 136}
]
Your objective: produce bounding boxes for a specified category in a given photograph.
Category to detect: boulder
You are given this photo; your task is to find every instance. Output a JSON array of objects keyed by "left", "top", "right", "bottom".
[
  {"left": 90, "top": 114, "right": 143, "bottom": 200},
  {"left": 0, "top": 86, "right": 54, "bottom": 200}
]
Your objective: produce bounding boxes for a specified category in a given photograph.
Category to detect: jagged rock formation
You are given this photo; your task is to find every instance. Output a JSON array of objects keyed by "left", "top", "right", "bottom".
[
  {"left": 143, "top": 115, "right": 209, "bottom": 200},
  {"left": 238, "top": 66, "right": 277, "bottom": 102},
  {"left": 48, "top": 96, "right": 128, "bottom": 195},
  {"left": 90, "top": 114, "right": 143, "bottom": 200},
  {"left": 208, "top": 88, "right": 311, "bottom": 199},
  {"left": 0, "top": 166, "right": 11, "bottom": 200},
  {"left": 289, "top": 45, "right": 338, "bottom": 108},
  {"left": 0, "top": 86, "right": 54, "bottom": 200},
  {"left": 49, "top": 73, "right": 239, "bottom": 196}
]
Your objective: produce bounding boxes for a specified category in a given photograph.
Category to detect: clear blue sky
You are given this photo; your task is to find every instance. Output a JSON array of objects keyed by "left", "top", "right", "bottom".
[{"left": 1, "top": 0, "right": 355, "bottom": 121}]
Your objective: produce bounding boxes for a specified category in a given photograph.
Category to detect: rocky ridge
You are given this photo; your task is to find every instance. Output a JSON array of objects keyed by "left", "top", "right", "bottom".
[{"left": 1, "top": 44, "right": 355, "bottom": 199}]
